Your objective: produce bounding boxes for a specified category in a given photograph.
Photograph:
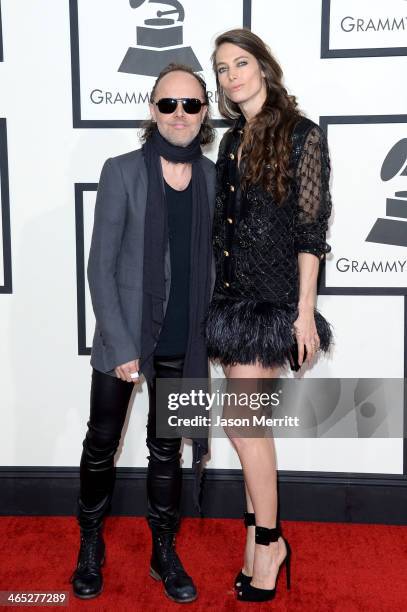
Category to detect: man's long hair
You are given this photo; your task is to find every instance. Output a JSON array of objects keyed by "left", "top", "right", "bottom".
[
  {"left": 139, "top": 63, "right": 215, "bottom": 146},
  {"left": 212, "top": 29, "right": 303, "bottom": 202}
]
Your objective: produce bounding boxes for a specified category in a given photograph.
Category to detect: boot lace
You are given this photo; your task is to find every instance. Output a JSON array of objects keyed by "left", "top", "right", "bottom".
[{"left": 78, "top": 529, "right": 101, "bottom": 573}]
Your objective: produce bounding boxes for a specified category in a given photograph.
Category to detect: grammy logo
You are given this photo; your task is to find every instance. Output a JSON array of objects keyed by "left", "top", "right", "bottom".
[
  {"left": 366, "top": 138, "right": 407, "bottom": 248},
  {"left": 118, "top": 0, "right": 202, "bottom": 77}
]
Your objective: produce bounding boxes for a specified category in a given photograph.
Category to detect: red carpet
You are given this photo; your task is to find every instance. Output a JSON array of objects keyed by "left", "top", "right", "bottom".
[{"left": 0, "top": 517, "right": 406, "bottom": 611}]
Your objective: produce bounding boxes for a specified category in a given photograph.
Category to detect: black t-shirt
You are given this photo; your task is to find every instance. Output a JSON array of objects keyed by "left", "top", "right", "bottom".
[{"left": 155, "top": 180, "right": 192, "bottom": 357}]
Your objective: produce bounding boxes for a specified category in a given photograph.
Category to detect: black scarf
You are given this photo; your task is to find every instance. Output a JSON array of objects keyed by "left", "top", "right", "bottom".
[{"left": 140, "top": 128, "right": 212, "bottom": 511}]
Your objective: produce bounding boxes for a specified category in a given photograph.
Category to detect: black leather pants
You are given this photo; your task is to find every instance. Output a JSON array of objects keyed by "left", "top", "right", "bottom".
[{"left": 77, "top": 356, "right": 184, "bottom": 535}]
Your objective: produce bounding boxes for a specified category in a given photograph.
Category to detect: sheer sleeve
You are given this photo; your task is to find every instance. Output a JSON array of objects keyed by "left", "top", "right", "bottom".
[{"left": 294, "top": 125, "right": 332, "bottom": 258}]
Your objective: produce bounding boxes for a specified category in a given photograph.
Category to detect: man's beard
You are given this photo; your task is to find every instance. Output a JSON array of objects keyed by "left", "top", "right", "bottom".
[{"left": 161, "top": 127, "right": 200, "bottom": 148}]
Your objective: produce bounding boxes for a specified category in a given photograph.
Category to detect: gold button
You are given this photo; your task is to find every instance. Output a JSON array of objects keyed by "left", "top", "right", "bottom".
[
  {"left": 229, "top": 153, "right": 235, "bottom": 160},
  {"left": 227, "top": 217, "right": 233, "bottom": 224},
  {"left": 224, "top": 281, "right": 230, "bottom": 287},
  {"left": 224, "top": 250, "right": 229, "bottom": 257},
  {"left": 230, "top": 185, "right": 235, "bottom": 192}
]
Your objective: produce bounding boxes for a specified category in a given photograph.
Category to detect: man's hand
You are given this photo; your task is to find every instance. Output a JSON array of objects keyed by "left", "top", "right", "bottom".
[{"left": 115, "top": 359, "right": 140, "bottom": 383}]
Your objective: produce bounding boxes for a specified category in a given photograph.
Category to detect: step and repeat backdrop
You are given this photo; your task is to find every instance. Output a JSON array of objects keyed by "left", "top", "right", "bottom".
[{"left": 0, "top": 0, "right": 406, "bottom": 477}]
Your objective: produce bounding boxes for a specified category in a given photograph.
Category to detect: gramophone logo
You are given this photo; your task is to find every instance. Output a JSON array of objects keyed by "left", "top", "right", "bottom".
[
  {"left": 70, "top": 0, "right": 247, "bottom": 126},
  {"left": 320, "top": 116, "right": 407, "bottom": 293},
  {"left": 119, "top": 0, "right": 202, "bottom": 77},
  {"left": 366, "top": 139, "right": 407, "bottom": 248}
]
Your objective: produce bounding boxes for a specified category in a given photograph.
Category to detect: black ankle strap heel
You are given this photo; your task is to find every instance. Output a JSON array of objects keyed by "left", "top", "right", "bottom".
[
  {"left": 234, "top": 512, "right": 256, "bottom": 590},
  {"left": 255, "top": 524, "right": 281, "bottom": 545},
  {"left": 237, "top": 524, "right": 291, "bottom": 602}
]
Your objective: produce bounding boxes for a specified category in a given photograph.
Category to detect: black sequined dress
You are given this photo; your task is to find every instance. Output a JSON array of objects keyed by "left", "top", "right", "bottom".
[{"left": 205, "top": 115, "right": 333, "bottom": 368}]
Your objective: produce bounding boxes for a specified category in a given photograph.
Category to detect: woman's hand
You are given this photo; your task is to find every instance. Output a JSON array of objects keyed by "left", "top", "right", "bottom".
[
  {"left": 293, "top": 306, "right": 320, "bottom": 366},
  {"left": 295, "top": 252, "right": 321, "bottom": 367}
]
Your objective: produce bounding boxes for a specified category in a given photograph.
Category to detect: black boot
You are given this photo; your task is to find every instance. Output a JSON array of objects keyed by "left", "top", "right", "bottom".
[
  {"left": 70, "top": 527, "right": 105, "bottom": 599},
  {"left": 150, "top": 532, "right": 197, "bottom": 603}
]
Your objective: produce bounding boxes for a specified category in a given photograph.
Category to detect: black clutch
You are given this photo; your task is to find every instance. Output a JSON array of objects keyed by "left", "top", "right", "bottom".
[{"left": 289, "top": 341, "right": 307, "bottom": 372}]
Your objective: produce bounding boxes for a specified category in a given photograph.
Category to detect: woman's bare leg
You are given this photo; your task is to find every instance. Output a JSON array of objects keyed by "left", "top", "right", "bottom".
[
  {"left": 241, "top": 483, "right": 255, "bottom": 577},
  {"left": 226, "top": 362, "right": 287, "bottom": 589}
]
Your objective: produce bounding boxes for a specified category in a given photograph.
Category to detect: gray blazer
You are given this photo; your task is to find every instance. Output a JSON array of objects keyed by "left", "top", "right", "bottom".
[{"left": 87, "top": 148, "right": 216, "bottom": 374}]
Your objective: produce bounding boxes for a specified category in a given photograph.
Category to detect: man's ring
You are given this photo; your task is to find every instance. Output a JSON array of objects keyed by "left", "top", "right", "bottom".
[{"left": 130, "top": 372, "right": 139, "bottom": 379}]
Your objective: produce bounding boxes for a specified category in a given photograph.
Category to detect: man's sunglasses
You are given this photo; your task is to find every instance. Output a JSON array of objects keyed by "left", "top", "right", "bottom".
[{"left": 154, "top": 97, "right": 206, "bottom": 114}]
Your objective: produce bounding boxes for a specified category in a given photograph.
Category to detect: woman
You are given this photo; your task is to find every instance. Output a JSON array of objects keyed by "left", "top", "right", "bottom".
[{"left": 205, "top": 29, "right": 333, "bottom": 602}]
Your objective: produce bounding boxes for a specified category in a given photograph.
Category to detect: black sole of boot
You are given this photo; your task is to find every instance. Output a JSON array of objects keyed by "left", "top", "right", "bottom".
[
  {"left": 149, "top": 567, "right": 198, "bottom": 603},
  {"left": 72, "top": 586, "right": 103, "bottom": 600}
]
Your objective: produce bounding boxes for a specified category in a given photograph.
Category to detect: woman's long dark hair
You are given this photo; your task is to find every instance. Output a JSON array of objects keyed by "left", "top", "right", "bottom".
[
  {"left": 212, "top": 29, "right": 302, "bottom": 202},
  {"left": 139, "top": 63, "right": 215, "bottom": 146}
]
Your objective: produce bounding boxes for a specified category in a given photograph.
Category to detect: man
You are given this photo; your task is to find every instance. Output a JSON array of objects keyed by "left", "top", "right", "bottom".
[{"left": 70, "top": 63, "right": 215, "bottom": 603}]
